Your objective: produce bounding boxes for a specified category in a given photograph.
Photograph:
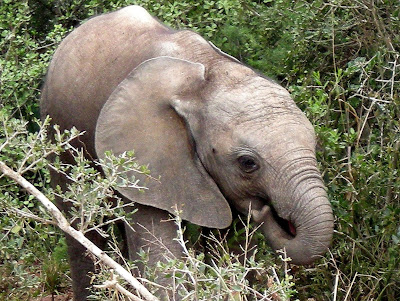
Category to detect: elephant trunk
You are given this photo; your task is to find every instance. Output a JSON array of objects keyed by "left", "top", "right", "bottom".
[{"left": 252, "top": 158, "right": 334, "bottom": 265}]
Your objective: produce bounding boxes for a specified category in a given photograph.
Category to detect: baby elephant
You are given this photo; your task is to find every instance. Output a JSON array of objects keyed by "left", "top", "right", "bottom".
[{"left": 41, "top": 5, "right": 334, "bottom": 300}]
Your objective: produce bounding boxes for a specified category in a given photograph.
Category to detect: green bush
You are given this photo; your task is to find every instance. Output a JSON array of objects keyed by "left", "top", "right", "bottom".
[{"left": 1, "top": 0, "right": 399, "bottom": 300}]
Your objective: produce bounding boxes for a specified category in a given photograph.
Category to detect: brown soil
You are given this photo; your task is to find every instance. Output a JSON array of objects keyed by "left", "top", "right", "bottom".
[{"left": 32, "top": 291, "right": 73, "bottom": 301}]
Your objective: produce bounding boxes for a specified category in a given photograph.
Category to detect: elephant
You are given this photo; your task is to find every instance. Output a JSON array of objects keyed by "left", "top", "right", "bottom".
[{"left": 40, "top": 5, "right": 334, "bottom": 301}]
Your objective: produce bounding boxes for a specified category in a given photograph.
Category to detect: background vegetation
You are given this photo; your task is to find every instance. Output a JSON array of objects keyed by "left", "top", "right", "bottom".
[{"left": 1, "top": 0, "right": 399, "bottom": 300}]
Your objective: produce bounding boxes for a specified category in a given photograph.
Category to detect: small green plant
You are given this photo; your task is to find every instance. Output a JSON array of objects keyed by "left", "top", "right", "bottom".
[{"left": 41, "top": 237, "right": 69, "bottom": 298}]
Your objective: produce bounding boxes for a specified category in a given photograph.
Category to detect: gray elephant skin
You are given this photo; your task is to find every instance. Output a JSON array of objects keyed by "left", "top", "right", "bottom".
[{"left": 40, "top": 5, "right": 334, "bottom": 300}]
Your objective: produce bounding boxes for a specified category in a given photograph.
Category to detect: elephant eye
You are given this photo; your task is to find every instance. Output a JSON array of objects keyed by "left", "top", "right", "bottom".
[{"left": 237, "top": 155, "right": 259, "bottom": 173}]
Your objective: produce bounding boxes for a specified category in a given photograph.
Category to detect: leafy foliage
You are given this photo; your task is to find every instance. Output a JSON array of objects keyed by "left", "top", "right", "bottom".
[
  {"left": 87, "top": 213, "right": 298, "bottom": 300},
  {"left": 0, "top": 0, "right": 399, "bottom": 300}
]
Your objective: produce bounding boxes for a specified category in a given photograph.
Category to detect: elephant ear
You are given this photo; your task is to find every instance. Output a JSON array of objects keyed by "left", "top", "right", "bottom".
[{"left": 95, "top": 56, "right": 232, "bottom": 229}]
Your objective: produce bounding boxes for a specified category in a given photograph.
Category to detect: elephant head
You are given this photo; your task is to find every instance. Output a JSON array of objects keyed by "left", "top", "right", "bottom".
[{"left": 95, "top": 56, "right": 334, "bottom": 265}]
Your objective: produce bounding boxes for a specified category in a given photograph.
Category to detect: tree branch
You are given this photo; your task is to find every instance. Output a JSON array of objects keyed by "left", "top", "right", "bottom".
[
  {"left": 0, "top": 161, "right": 159, "bottom": 301},
  {"left": 94, "top": 271, "right": 146, "bottom": 301}
]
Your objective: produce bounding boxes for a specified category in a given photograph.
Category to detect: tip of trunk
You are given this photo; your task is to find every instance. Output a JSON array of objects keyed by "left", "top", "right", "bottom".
[{"left": 252, "top": 204, "right": 334, "bottom": 265}]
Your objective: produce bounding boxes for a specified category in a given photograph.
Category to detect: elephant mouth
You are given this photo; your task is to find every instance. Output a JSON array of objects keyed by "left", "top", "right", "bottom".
[
  {"left": 269, "top": 205, "right": 297, "bottom": 237},
  {"left": 251, "top": 202, "right": 297, "bottom": 240}
]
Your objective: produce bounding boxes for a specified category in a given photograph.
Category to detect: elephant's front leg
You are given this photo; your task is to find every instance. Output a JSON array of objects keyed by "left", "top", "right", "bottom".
[
  {"left": 125, "top": 203, "right": 184, "bottom": 299},
  {"left": 65, "top": 230, "right": 107, "bottom": 300}
]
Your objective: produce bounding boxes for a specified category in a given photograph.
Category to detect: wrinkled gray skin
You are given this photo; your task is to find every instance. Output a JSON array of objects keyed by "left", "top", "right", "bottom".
[{"left": 41, "top": 6, "right": 334, "bottom": 300}]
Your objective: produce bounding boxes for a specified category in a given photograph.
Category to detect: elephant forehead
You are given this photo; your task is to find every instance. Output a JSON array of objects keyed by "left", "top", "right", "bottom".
[
  {"left": 208, "top": 103, "right": 316, "bottom": 153},
  {"left": 205, "top": 87, "right": 301, "bottom": 125},
  {"left": 234, "top": 108, "right": 316, "bottom": 146},
  {"left": 206, "top": 74, "right": 291, "bottom": 106}
]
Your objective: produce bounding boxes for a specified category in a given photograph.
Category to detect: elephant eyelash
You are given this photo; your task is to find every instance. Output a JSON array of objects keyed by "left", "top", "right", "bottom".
[{"left": 231, "top": 146, "right": 259, "bottom": 158}]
